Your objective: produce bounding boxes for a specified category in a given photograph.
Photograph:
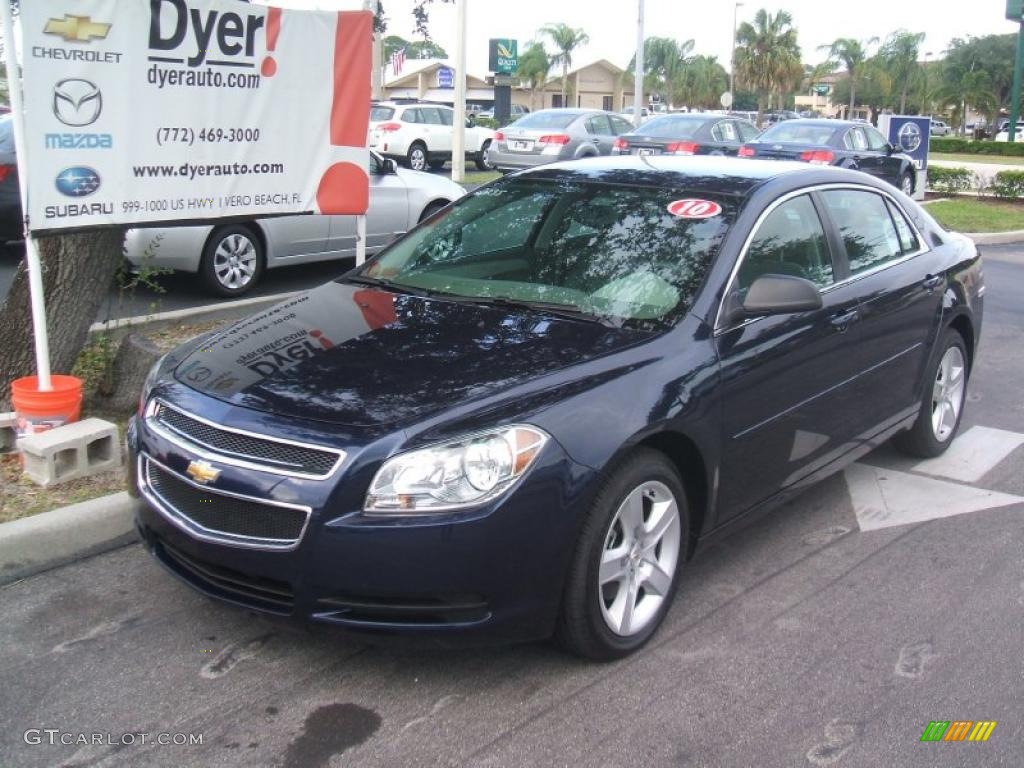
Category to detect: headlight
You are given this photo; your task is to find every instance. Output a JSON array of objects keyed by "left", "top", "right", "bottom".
[
  {"left": 364, "top": 425, "right": 549, "bottom": 514},
  {"left": 138, "top": 354, "right": 167, "bottom": 416}
]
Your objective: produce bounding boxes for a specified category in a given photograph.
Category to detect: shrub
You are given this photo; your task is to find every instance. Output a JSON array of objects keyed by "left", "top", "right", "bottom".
[
  {"left": 990, "top": 170, "right": 1024, "bottom": 199},
  {"left": 931, "top": 136, "right": 1024, "bottom": 157},
  {"left": 473, "top": 117, "right": 499, "bottom": 130},
  {"left": 926, "top": 166, "right": 973, "bottom": 195}
]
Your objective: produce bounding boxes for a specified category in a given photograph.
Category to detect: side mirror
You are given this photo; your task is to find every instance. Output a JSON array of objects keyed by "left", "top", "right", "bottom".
[
  {"left": 742, "top": 274, "right": 823, "bottom": 315},
  {"left": 886, "top": 142, "right": 897, "bottom": 154},
  {"left": 381, "top": 158, "right": 397, "bottom": 174}
]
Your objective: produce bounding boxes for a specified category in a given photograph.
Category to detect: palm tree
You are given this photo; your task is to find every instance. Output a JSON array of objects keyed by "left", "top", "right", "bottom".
[
  {"left": 539, "top": 23, "right": 590, "bottom": 107},
  {"left": 625, "top": 37, "right": 695, "bottom": 108},
  {"left": 820, "top": 37, "right": 878, "bottom": 116},
  {"left": 516, "top": 42, "right": 551, "bottom": 111},
  {"left": 734, "top": 9, "right": 802, "bottom": 118},
  {"left": 878, "top": 30, "right": 926, "bottom": 113},
  {"left": 935, "top": 60, "right": 999, "bottom": 135},
  {"left": 675, "top": 55, "right": 729, "bottom": 110}
]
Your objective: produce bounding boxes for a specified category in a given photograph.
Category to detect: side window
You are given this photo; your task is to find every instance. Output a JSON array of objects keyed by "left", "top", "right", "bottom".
[
  {"left": 416, "top": 107, "right": 441, "bottom": 125},
  {"left": 886, "top": 199, "right": 920, "bottom": 254},
  {"left": 460, "top": 192, "right": 551, "bottom": 257},
  {"left": 846, "top": 128, "right": 869, "bottom": 151},
  {"left": 402, "top": 108, "right": 421, "bottom": 124},
  {"left": 712, "top": 121, "right": 738, "bottom": 142},
  {"left": 865, "top": 126, "right": 889, "bottom": 151},
  {"left": 610, "top": 116, "right": 634, "bottom": 135},
  {"left": 737, "top": 194, "right": 834, "bottom": 291},
  {"left": 437, "top": 108, "right": 454, "bottom": 126},
  {"left": 585, "top": 115, "right": 612, "bottom": 135},
  {"left": 737, "top": 121, "right": 760, "bottom": 142},
  {"left": 821, "top": 189, "right": 903, "bottom": 274}
]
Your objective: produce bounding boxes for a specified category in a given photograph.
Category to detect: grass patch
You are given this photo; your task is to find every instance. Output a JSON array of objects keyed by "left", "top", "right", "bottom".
[
  {"left": 927, "top": 197, "right": 1024, "bottom": 232},
  {"left": 457, "top": 170, "right": 501, "bottom": 187},
  {"left": 933, "top": 152, "right": 1024, "bottom": 166}
]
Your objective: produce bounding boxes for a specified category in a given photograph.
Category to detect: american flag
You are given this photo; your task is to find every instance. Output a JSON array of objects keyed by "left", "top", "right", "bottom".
[{"left": 391, "top": 48, "right": 406, "bottom": 76}]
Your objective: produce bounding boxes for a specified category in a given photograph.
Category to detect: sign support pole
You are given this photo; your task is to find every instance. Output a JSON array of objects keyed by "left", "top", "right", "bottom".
[
  {"left": 633, "top": 0, "right": 645, "bottom": 128},
  {"left": 2, "top": 1, "right": 52, "bottom": 391},
  {"left": 1009, "top": 17, "right": 1024, "bottom": 143},
  {"left": 452, "top": 0, "right": 467, "bottom": 184},
  {"left": 356, "top": 215, "right": 367, "bottom": 265}
]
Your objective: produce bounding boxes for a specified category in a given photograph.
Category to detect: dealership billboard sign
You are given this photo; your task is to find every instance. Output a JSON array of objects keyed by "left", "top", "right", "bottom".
[
  {"left": 488, "top": 39, "right": 518, "bottom": 75},
  {"left": 20, "top": 0, "right": 372, "bottom": 233}
]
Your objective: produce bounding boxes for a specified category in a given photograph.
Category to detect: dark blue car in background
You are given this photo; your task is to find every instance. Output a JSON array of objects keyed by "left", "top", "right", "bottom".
[{"left": 130, "top": 156, "right": 983, "bottom": 659}]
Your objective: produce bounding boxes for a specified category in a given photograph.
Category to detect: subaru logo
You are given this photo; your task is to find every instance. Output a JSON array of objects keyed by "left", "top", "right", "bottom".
[
  {"left": 898, "top": 122, "right": 922, "bottom": 153},
  {"left": 55, "top": 167, "right": 101, "bottom": 197},
  {"left": 53, "top": 78, "right": 102, "bottom": 127}
]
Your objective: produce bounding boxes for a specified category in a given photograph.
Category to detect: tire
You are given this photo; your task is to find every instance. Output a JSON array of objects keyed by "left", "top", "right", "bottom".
[
  {"left": 475, "top": 141, "right": 494, "bottom": 171},
  {"left": 418, "top": 200, "right": 450, "bottom": 223},
  {"left": 428, "top": 158, "right": 447, "bottom": 171},
  {"left": 892, "top": 328, "right": 969, "bottom": 458},
  {"left": 406, "top": 142, "right": 428, "bottom": 171},
  {"left": 199, "top": 225, "right": 264, "bottom": 297},
  {"left": 556, "top": 448, "right": 688, "bottom": 660},
  {"left": 899, "top": 171, "right": 914, "bottom": 196}
]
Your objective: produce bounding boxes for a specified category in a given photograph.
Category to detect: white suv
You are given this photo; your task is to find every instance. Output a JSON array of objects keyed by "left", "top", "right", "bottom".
[{"left": 369, "top": 102, "right": 496, "bottom": 172}]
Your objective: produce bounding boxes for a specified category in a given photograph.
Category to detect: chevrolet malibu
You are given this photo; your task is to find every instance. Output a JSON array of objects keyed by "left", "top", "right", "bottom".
[{"left": 129, "top": 157, "right": 983, "bottom": 659}]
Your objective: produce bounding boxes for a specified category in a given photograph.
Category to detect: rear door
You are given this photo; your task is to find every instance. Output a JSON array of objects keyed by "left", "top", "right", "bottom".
[
  {"left": 716, "top": 192, "right": 865, "bottom": 519},
  {"left": 817, "top": 187, "right": 946, "bottom": 433},
  {"left": 584, "top": 114, "right": 615, "bottom": 155},
  {"left": 422, "top": 107, "right": 452, "bottom": 156},
  {"left": 709, "top": 120, "right": 742, "bottom": 155},
  {"left": 842, "top": 127, "right": 878, "bottom": 176}
]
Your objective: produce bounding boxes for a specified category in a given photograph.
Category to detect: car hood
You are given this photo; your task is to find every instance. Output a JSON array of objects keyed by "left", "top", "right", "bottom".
[
  {"left": 172, "top": 281, "right": 650, "bottom": 428},
  {"left": 393, "top": 166, "right": 467, "bottom": 201}
]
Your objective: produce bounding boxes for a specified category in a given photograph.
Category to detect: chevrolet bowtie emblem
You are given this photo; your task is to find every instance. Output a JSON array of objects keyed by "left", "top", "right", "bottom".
[
  {"left": 44, "top": 15, "right": 111, "bottom": 43},
  {"left": 186, "top": 460, "right": 221, "bottom": 485}
]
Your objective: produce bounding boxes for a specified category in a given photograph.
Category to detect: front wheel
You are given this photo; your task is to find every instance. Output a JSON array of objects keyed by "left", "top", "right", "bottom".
[
  {"left": 406, "top": 142, "right": 428, "bottom": 172},
  {"left": 199, "top": 225, "right": 264, "bottom": 297},
  {"left": 899, "top": 171, "right": 914, "bottom": 196},
  {"left": 893, "top": 329, "right": 969, "bottom": 458},
  {"left": 556, "top": 449, "right": 688, "bottom": 660},
  {"left": 475, "top": 141, "right": 494, "bottom": 171}
]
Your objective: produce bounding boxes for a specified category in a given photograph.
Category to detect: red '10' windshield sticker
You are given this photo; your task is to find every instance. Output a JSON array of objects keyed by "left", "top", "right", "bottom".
[{"left": 667, "top": 199, "right": 722, "bottom": 219}]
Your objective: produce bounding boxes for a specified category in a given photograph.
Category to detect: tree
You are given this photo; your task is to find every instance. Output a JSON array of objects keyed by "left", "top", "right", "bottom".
[
  {"left": 819, "top": 37, "right": 878, "bottom": 115},
  {"left": 878, "top": 30, "right": 926, "bottom": 113},
  {"left": 734, "top": 9, "right": 803, "bottom": 117},
  {"left": 383, "top": 35, "right": 447, "bottom": 63},
  {"left": 938, "top": 34, "right": 1016, "bottom": 130},
  {"left": 516, "top": 42, "right": 551, "bottom": 110},
  {"left": 625, "top": 37, "right": 695, "bottom": 106},
  {"left": 539, "top": 23, "right": 590, "bottom": 107},
  {"left": 675, "top": 56, "right": 729, "bottom": 110}
]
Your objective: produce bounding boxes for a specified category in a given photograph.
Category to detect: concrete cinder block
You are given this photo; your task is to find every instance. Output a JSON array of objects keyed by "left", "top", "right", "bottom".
[
  {"left": 17, "top": 418, "right": 122, "bottom": 487},
  {"left": 0, "top": 412, "right": 15, "bottom": 454}
]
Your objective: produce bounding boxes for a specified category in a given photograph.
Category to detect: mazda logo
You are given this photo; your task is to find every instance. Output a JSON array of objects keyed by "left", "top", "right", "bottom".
[
  {"left": 53, "top": 78, "right": 102, "bottom": 127},
  {"left": 55, "top": 167, "right": 101, "bottom": 197}
]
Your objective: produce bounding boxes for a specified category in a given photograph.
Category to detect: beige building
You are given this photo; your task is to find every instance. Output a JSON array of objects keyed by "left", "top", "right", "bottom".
[{"left": 533, "top": 60, "right": 638, "bottom": 112}]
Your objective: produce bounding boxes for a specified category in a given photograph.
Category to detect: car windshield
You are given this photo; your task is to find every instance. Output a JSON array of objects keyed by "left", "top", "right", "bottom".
[
  {"left": 370, "top": 106, "right": 395, "bottom": 121},
  {"left": 634, "top": 116, "right": 707, "bottom": 138},
  {"left": 759, "top": 123, "right": 838, "bottom": 144},
  {"left": 513, "top": 112, "right": 578, "bottom": 130},
  {"left": 353, "top": 178, "right": 733, "bottom": 324}
]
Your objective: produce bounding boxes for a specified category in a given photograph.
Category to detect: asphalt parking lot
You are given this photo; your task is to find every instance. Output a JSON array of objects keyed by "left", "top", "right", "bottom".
[{"left": 1, "top": 249, "right": 1023, "bottom": 768}]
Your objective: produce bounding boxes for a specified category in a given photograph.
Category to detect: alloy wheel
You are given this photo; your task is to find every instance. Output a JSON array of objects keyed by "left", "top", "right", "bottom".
[
  {"left": 409, "top": 146, "right": 427, "bottom": 171},
  {"left": 598, "top": 480, "right": 682, "bottom": 637},
  {"left": 901, "top": 173, "right": 914, "bottom": 196},
  {"left": 213, "top": 233, "right": 257, "bottom": 291},
  {"left": 931, "top": 346, "right": 966, "bottom": 442}
]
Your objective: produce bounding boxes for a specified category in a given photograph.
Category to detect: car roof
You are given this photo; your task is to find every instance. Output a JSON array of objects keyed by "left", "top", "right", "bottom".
[
  {"left": 772, "top": 118, "right": 860, "bottom": 129},
  {"left": 511, "top": 155, "right": 831, "bottom": 198}
]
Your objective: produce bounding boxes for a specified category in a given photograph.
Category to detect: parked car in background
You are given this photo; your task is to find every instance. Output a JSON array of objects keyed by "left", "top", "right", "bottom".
[
  {"left": 994, "top": 124, "right": 1024, "bottom": 142},
  {"left": 477, "top": 104, "right": 530, "bottom": 121},
  {"left": 368, "top": 102, "right": 496, "bottom": 172},
  {"left": 762, "top": 110, "right": 800, "bottom": 126},
  {"left": 487, "top": 109, "right": 635, "bottom": 172},
  {"left": 739, "top": 118, "right": 918, "bottom": 195},
  {"left": 130, "top": 155, "right": 982, "bottom": 660},
  {"left": 930, "top": 118, "right": 952, "bottom": 137},
  {"left": 611, "top": 112, "right": 760, "bottom": 157},
  {"left": 124, "top": 153, "right": 465, "bottom": 297},
  {"left": 620, "top": 105, "right": 653, "bottom": 122},
  {"left": 0, "top": 115, "right": 22, "bottom": 242}
]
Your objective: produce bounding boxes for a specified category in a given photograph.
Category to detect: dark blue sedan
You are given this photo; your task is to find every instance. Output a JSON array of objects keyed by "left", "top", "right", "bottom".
[{"left": 130, "top": 156, "right": 983, "bottom": 659}]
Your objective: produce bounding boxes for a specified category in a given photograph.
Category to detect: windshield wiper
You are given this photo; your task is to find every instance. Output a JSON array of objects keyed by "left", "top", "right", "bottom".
[
  {"left": 463, "top": 296, "right": 621, "bottom": 328},
  {"left": 344, "top": 275, "right": 441, "bottom": 298}
]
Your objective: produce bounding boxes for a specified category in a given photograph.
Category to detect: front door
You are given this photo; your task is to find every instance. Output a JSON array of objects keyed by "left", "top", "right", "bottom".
[
  {"left": 715, "top": 192, "right": 864, "bottom": 518},
  {"left": 327, "top": 160, "right": 410, "bottom": 255}
]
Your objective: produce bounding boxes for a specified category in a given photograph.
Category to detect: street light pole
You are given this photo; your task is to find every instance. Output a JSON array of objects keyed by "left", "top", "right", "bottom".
[
  {"left": 452, "top": 0, "right": 467, "bottom": 182},
  {"left": 633, "top": 0, "right": 645, "bottom": 128},
  {"left": 729, "top": 2, "right": 743, "bottom": 107}
]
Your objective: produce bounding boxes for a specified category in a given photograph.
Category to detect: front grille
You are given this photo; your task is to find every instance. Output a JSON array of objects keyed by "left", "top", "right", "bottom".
[
  {"left": 144, "top": 458, "right": 309, "bottom": 547},
  {"left": 152, "top": 402, "right": 341, "bottom": 477},
  {"left": 314, "top": 593, "right": 491, "bottom": 627},
  {"left": 157, "top": 540, "right": 294, "bottom": 614}
]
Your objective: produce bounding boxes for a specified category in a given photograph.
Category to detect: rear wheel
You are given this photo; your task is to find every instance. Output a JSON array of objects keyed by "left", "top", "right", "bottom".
[
  {"left": 556, "top": 448, "right": 688, "bottom": 660},
  {"left": 199, "top": 225, "right": 264, "bottom": 297},
  {"left": 406, "top": 142, "right": 428, "bottom": 171},
  {"left": 475, "top": 141, "right": 494, "bottom": 171},
  {"left": 893, "top": 328, "right": 969, "bottom": 458}
]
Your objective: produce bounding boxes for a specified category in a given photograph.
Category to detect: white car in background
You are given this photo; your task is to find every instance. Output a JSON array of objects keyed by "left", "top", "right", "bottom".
[
  {"left": 929, "top": 118, "right": 952, "bottom": 136},
  {"left": 994, "top": 125, "right": 1024, "bottom": 142},
  {"left": 368, "top": 102, "right": 496, "bottom": 172},
  {"left": 124, "top": 153, "right": 465, "bottom": 297}
]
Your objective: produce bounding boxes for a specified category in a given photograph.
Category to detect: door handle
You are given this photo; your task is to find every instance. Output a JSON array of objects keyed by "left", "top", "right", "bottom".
[
  {"left": 922, "top": 273, "right": 944, "bottom": 290},
  {"left": 829, "top": 308, "right": 859, "bottom": 333}
]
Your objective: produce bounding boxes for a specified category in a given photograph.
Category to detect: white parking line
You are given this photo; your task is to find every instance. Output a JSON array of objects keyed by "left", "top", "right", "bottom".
[
  {"left": 911, "top": 425, "right": 1024, "bottom": 483},
  {"left": 844, "top": 463, "right": 1024, "bottom": 532}
]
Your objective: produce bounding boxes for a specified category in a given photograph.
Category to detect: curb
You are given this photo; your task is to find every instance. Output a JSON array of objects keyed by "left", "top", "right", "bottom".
[
  {"left": 0, "top": 491, "right": 141, "bottom": 585},
  {"left": 89, "top": 291, "right": 301, "bottom": 337},
  {"left": 963, "top": 231, "right": 1024, "bottom": 245}
]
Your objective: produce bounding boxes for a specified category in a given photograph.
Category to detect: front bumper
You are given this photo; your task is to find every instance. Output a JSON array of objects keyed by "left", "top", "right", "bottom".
[{"left": 129, "top": 388, "right": 593, "bottom": 644}]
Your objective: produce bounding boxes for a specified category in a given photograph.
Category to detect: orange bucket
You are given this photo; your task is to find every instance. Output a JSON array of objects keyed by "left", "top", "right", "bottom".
[{"left": 10, "top": 375, "right": 83, "bottom": 437}]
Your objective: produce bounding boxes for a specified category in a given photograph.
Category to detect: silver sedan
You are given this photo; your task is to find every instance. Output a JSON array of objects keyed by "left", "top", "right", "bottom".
[
  {"left": 124, "top": 153, "right": 465, "bottom": 296},
  {"left": 486, "top": 109, "right": 635, "bottom": 173}
]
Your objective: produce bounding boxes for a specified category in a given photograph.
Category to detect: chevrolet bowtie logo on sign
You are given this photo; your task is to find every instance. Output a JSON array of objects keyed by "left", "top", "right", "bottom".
[
  {"left": 186, "top": 460, "right": 221, "bottom": 485},
  {"left": 920, "top": 720, "right": 997, "bottom": 742},
  {"left": 44, "top": 15, "right": 112, "bottom": 43}
]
